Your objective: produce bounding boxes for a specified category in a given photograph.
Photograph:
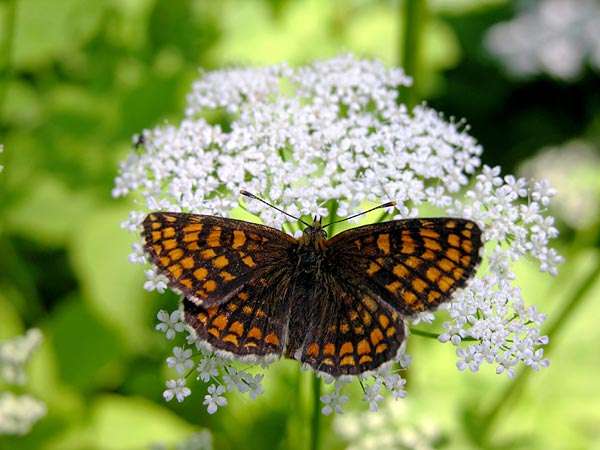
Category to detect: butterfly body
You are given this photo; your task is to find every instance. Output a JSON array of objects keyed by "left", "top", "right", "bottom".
[{"left": 143, "top": 211, "right": 482, "bottom": 376}]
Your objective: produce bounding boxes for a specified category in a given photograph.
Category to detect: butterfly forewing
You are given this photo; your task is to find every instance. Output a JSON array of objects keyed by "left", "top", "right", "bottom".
[
  {"left": 326, "top": 218, "right": 482, "bottom": 315},
  {"left": 142, "top": 212, "right": 295, "bottom": 307}
]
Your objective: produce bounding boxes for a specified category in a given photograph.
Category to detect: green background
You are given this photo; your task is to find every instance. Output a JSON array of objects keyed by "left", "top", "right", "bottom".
[{"left": 1, "top": 0, "right": 600, "bottom": 449}]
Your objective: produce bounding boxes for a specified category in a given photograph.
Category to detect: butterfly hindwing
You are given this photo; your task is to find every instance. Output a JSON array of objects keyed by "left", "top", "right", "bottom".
[
  {"left": 183, "top": 268, "right": 294, "bottom": 357},
  {"left": 327, "top": 218, "right": 482, "bottom": 315},
  {"left": 142, "top": 212, "right": 295, "bottom": 307},
  {"left": 286, "top": 276, "right": 406, "bottom": 376}
]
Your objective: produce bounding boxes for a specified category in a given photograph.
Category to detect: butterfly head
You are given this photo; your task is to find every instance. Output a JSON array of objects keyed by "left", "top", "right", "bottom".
[{"left": 298, "top": 216, "right": 327, "bottom": 248}]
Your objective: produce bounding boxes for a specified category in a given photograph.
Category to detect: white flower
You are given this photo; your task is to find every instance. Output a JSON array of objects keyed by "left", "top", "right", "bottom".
[
  {"left": 321, "top": 389, "right": 349, "bottom": 415},
  {"left": 143, "top": 269, "right": 168, "bottom": 293},
  {"left": 155, "top": 310, "right": 185, "bottom": 340},
  {"left": 485, "top": 0, "right": 600, "bottom": 80},
  {"left": 196, "top": 357, "right": 219, "bottom": 382},
  {"left": 166, "top": 346, "right": 194, "bottom": 374},
  {"left": 0, "top": 329, "right": 43, "bottom": 385},
  {"left": 114, "top": 55, "right": 561, "bottom": 413},
  {"left": 163, "top": 378, "right": 191, "bottom": 403},
  {"left": 203, "top": 384, "right": 227, "bottom": 414},
  {"left": 363, "top": 381, "right": 384, "bottom": 412},
  {"left": 0, "top": 393, "right": 46, "bottom": 435}
]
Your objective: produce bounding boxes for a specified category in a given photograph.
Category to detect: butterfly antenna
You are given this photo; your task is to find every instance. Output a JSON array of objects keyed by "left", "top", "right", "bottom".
[
  {"left": 322, "top": 201, "right": 396, "bottom": 229},
  {"left": 240, "top": 190, "right": 311, "bottom": 227}
]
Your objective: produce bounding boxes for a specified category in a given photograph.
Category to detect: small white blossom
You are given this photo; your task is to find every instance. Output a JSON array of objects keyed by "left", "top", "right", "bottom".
[
  {"left": 0, "top": 393, "right": 46, "bottom": 435},
  {"left": 363, "top": 381, "right": 384, "bottom": 412},
  {"left": 144, "top": 269, "right": 169, "bottom": 293},
  {"left": 321, "top": 389, "right": 349, "bottom": 415},
  {"left": 166, "top": 346, "right": 194, "bottom": 374},
  {"left": 196, "top": 357, "right": 219, "bottom": 382},
  {"left": 203, "top": 384, "right": 227, "bottom": 414},
  {"left": 163, "top": 378, "right": 191, "bottom": 403},
  {"left": 0, "top": 329, "right": 43, "bottom": 385},
  {"left": 155, "top": 310, "right": 185, "bottom": 340}
]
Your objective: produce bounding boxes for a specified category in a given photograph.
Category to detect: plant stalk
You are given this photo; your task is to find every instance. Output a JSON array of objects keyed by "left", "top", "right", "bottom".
[
  {"left": 310, "top": 373, "right": 321, "bottom": 450},
  {"left": 400, "top": 0, "right": 427, "bottom": 109}
]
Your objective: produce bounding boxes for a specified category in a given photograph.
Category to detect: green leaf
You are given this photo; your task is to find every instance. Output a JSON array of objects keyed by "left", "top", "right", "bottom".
[
  {"left": 47, "top": 297, "right": 125, "bottom": 391},
  {"left": 47, "top": 395, "right": 196, "bottom": 450},
  {"left": 69, "top": 205, "right": 153, "bottom": 353}
]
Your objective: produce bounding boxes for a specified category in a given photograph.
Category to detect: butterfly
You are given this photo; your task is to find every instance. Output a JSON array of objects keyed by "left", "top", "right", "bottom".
[{"left": 142, "top": 192, "right": 482, "bottom": 376}]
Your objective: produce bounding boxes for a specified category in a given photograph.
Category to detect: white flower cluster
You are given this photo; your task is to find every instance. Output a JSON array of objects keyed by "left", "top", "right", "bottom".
[
  {"left": 334, "top": 399, "right": 441, "bottom": 450},
  {"left": 114, "top": 55, "right": 561, "bottom": 413},
  {"left": 0, "top": 328, "right": 43, "bottom": 385},
  {"left": 485, "top": 0, "right": 600, "bottom": 80},
  {"left": 520, "top": 140, "right": 600, "bottom": 230},
  {"left": 0, "top": 329, "right": 46, "bottom": 435},
  {"left": 0, "top": 393, "right": 46, "bottom": 436}
]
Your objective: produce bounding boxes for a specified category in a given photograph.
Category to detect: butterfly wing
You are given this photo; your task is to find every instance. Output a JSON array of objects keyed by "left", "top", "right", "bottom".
[
  {"left": 285, "top": 274, "right": 406, "bottom": 376},
  {"left": 326, "top": 218, "right": 482, "bottom": 315},
  {"left": 183, "top": 266, "right": 294, "bottom": 358},
  {"left": 142, "top": 212, "right": 296, "bottom": 307}
]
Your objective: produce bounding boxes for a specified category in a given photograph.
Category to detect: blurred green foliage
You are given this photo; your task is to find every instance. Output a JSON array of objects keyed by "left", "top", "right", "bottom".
[{"left": 1, "top": 0, "right": 600, "bottom": 449}]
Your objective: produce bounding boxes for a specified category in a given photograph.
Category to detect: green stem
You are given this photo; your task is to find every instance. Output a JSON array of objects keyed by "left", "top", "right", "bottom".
[
  {"left": 410, "top": 327, "right": 477, "bottom": 342},
  {"left": 310, "top": 373, "right": 321, "bottom": 450},
  {"left": 0, "top": 0, "right": 17, "bottom": 118},
  {"left": 477, "top": 255, "right": 600, "bottom": 444},
  {"left": 400, "top": 0, "right": 427, "bottom": 109}
]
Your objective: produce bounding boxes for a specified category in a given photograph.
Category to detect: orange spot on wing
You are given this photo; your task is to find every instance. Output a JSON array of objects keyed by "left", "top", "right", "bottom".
[
  {"left": 386, "top": 327, "right": 396, "bottom": 337},
  {"left": 339, "top": 342, "right": 353, "bottom": 356},
  {"left": 340, "top": 355, "right": 355, "bottom": 366},
  {"left": 446, "top": 248, "right": 461, "bottom": 263},
  {"left": 219, "top": 271, "right": 235, "bottom": 281},
  {"left": 306, "top": 343, "right": 319, "bottom": 357},
  {"left": 378, "top": 314, "right": 390, "bottom": 328},
  {"left": 200, "top": 249, "right": 217, "bottom": 260},
  {"left": 420, "top": 229, "right": 440, "bottom": 239},
  {"left": 169, "top": 248, "right": 184, "bottom": 261},
  {"left": 377, "top": 234, "right": 390, "bottom": 254},
  {"left": 183, "top": 232, "right": 199, "bottom": 242},
  {"left": 248, "top": 327, "right": 262, "bottom": 339},
  {"left": 412, "top": 277, "right": 428, "bottom": 293},
  {"left": 357, "top": 339, "right": 371, "bottom": 355},
  {"left": 163, "top": 239, "right": 177, "bottom": 250},
  {"left": 242, "top": 255, "right": 256, "bottom": 267},
  {"left": 179, "top": 278, "right": 192, "bottom": 289},
  {"left": 359, "top": 355, "right": 373, "bottom": 364},
  {"left": 162, "top": 227, "right": 175, "bottom": 238},
  {"left": 168, "top": 264, "right": 182, "bottom": 279},
  {"left": 193, "top": 267, "right": 208, "bottom": 280},
  {"left": 229, "top": 321, "right": 244, "bottom": 336},
  {"left": 212, "top": 255, "right": 229, "bottom": 268},
  {"left": 265, "top": 333, "right": 280, "bottom": 346},
  {"left": 203, "top": 280, "right": 217, "bottom": 292},
  {"left": 183, "top": 224, "right": 202, "bottom": 233},
  {"left": 223, "top": 334, "right": 239, "bottom": 346},
  {"left": 370, "top": 328, "right": 384, "bottom": 345},
  {"left": 423, "top": 238, "right": 442, "bottom": 251},
  {"left": 393, "top": 264, "right": 409, "bottom": 277},
  {"left": 385, "top": 281, "right": 402, "bottom": 294},
  {"left": 212, "top": 314, "right": 228, "bottom": 330},
  {"left": 180, "top": 256, "right": 195, "bottom": 269},
  {"left": 232, "top": 230, "right": 246, "bottom": 249},
  {"left": 375, "top": 343, "right": 388, "bottom": 354},
  {"left": 323, "top": 343, "right": 335, "bottom": 356},
  {"left": 206, "top": 228, "right": 221, "bottom": 247}
]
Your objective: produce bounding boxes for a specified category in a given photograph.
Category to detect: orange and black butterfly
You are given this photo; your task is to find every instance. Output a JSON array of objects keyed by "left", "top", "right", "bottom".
[{"left": 142, "top": 191, "right": 482, "bottom": 376}]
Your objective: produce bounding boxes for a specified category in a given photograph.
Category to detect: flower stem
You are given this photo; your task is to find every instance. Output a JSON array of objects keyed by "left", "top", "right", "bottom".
[
  {"left": 310, "top": 373, "right": 321, "bottom": 450},
  {"left": 477, "top": 255, "right": 600, "bottom": 444},
  {"left": 400, "top": 0, "right": 427, "bottom": 109},
  {"left": 410, "top": 327, "right": 476, "bottom": 341}
]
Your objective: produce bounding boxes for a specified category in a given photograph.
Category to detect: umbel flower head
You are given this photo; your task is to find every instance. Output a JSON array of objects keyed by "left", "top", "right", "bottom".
[{"left": 114, "top": 55, "right": 562, "bottom": 414}]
